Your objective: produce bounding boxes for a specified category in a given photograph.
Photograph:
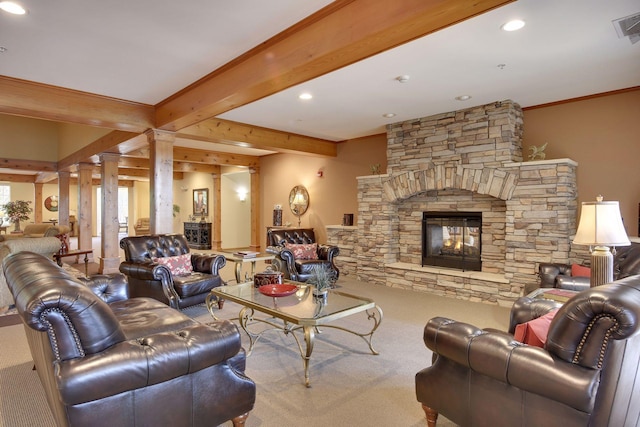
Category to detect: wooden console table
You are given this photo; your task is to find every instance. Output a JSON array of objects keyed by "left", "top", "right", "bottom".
[
  {"left": 184, "top": 222, "right": 212, "bottom": 249},
  {"left": 54, "top": 249, "right": 93, "bottom": 277}
]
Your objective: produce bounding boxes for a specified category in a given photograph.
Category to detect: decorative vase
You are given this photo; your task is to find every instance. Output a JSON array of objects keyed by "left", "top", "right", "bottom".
[
  {"left": 13, "top": 220, "right": 20, "bottom": 232},
  {"left": 312, "top": 288, "right": 328, "bottom": 304},
  {"left": 273, "top": 209, "right": 282, "bottom": 226}
]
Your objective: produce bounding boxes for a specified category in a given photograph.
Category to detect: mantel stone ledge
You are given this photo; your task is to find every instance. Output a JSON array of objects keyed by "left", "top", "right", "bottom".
[
  {"left": 386, "top": 262, "right": 509, "bottom": 284},
  {"left": 326, "top": 225, "right": 357, "bottom": 230},
  {"left": 502, "top": 158, "right": 578, "bottom": 168}
]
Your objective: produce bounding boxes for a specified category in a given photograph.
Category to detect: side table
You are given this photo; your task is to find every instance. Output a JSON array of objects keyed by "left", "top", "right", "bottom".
[{"left": 54, "top": 249, "right": 93, "bottom": 276}]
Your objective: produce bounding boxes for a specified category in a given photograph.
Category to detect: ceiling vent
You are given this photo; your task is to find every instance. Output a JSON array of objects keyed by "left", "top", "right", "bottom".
[{"left": 613, "top": 12, "right": 640, "bottom": 44}]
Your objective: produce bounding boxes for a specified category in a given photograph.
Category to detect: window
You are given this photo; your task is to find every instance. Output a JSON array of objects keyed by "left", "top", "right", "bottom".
[{"left": 0, "top": 184, "right": 9, "bottom": 215}]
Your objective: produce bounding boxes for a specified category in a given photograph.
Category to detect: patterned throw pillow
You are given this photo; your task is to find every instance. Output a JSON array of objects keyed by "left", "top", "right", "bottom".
[
  {"left": 152, "top": 253, "right": 193, "bottom": 276},
  {"left": 285, "top": 243, "right": 318, "bottom": 260}
]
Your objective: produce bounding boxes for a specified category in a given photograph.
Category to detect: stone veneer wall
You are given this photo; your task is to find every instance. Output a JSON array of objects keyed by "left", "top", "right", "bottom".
[{"left": 346, "top": 100, "right": 578, "bottom": 305}]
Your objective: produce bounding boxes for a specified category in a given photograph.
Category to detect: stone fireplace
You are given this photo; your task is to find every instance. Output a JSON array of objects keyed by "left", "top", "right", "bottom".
[{"left": 328, "top": 100, "right": 578, "bottom": 306}]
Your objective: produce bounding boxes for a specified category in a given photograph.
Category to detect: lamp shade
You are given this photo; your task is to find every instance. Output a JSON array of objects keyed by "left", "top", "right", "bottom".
[{"left": 573, "top": 199, "right": 630, "bottom": 247}]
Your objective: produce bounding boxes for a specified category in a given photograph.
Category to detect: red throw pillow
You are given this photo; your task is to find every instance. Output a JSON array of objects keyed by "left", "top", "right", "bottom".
[
  {"left": 514, "top": 309, "right": 559, "bottom": 348},
  {"left": 285, "top": 243, "right": 318, "bottom": 260},
  {"left": 152, "top": 253, "right": 193, "bottom": 276},
  {"left": 571, "top": 263, "right": 591, "bottom": 278}
]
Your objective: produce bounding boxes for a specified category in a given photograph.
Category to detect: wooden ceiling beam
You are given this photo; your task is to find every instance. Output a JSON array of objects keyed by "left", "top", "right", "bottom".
[
  {"left": 57, "top": 130, "right": 141, "bottom": 171},
  {"left": 155, "top": 0, "right": 513, "bottom": 131},
  {"left": 0, "top": 158, "right": 57, "bottom": 172},
  {"left": 178, "top": 119, "right": 337, "bottom": 157},
  {"left": 0, "top": 76, "right": 155, "bottom": 132},
  {"left": 172, "top": 146, "right": 260, "bottom": 167},
  {"left": 0, "top": 173, "right": 36, "bottom": 183}
]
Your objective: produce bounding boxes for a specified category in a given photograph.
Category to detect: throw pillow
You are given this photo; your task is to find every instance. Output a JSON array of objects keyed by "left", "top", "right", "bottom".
[
  {"left": 514, "top": 309, "right": 559, "bottom": 348},
  {"left": 571, "top": 263, "right": 591, "bottom": 278},
  {"left": 285, "top": 243, "right": 318, "bottom": 260},
  {"left": 152, "top": 253, "right": 193, "bottom": 276}
]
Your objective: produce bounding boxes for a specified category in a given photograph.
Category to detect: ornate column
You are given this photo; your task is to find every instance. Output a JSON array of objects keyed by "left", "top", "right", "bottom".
[
  {"left": 99, "top": 153, "right": 121, "bottom": 273},
  {"left": 77, "top": 163, "right": 94, "bottom": 255},
  {"left": 211, "top": 167, "right": 222, "bottom": 250},
  {"left": 249, "top": 166, "right": 260, "bottom": 250},
  {"left": 146, "top": 129, "right": 175, "bottom": 234}
]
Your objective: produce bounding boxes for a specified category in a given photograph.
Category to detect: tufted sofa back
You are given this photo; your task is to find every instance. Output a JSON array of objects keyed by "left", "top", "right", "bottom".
[
  {"left": 268, "top": 228, "right": 316, "bottom": 246},
  {"left": 120, "top": 234, "right": 190, "bottom": 263}
]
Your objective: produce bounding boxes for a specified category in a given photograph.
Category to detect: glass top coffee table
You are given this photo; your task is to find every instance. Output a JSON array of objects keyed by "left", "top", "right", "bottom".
[{"left": 207, "top": 282, "right": 383, "bottom": 387}]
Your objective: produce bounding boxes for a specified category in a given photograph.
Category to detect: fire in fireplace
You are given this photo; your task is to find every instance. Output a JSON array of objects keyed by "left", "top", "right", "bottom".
[{"left": 422, "top": 212, "right": 482, "bottom": 271}]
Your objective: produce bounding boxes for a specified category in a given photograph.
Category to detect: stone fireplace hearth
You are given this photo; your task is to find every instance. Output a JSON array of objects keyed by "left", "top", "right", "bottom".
[{"left": 328, "top": 100, "right": 578, "bottom": 306}]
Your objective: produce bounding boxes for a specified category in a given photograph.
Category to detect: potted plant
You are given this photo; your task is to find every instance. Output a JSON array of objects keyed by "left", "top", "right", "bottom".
[
  {"left": 0, "top": 200, "right": 32, "bottom": 232},
  {"left": 307, "top": 264, "right": 337, "bottom": 300}
]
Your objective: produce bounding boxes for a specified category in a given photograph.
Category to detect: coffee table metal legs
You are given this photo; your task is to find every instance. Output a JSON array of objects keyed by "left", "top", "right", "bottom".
[{"left": 236, "top": 305, "right": 383, "bottom": 387}]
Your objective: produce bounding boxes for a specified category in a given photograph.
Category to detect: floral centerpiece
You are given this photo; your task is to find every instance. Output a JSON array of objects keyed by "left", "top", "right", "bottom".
[{"left": 0, "top": 200, "right": 32, "bottom": 232}]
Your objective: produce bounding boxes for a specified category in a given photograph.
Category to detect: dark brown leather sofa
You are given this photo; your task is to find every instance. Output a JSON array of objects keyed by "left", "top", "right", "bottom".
[
  {"left": 119, "top": 234, "right": 225, "bottom": 310},
  {"left": 266, "top": 227, "right": 339, "bottom": 282},
  {"left": 535, "top": 241, "right": 640, "bottom": 294},
  {"left": 415, "top": 274, "right": 640, "bottom": 427},
  {"left": 3, "top": 251, "right": 255, "bottom": 427}
]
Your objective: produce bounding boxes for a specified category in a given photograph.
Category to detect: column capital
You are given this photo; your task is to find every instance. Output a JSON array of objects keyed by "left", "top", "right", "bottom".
[
  {"left": 99, "top": 152, "right": 120, "bottom": 163},
  {"left": 144, "top": 128, "right": 176, "bottom": 143},
  {"left": 77, "top": 162, "right": 94, "bottom": 171}
]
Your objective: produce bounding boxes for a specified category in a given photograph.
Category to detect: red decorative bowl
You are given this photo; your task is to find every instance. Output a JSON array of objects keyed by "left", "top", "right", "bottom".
[{"left": 257, "top": 284, "right": 298, "bottom": 297}]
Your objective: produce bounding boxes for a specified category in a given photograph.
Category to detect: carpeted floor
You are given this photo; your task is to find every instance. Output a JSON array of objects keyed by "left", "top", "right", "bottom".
[{"left": 0, "top": 277, "right": 510, "bottom": 426}]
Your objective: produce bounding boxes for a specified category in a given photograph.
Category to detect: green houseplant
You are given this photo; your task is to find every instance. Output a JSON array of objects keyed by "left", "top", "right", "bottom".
[
  {"left": 307, "top": 264, "right": 337, "bottom": 297},
  {"left": 1, "top": 200, "right": 32, "bottom": 232}
]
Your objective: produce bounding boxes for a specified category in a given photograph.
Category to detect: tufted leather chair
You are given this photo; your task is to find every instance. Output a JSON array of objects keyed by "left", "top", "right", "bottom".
[
  {"left": 119, "top": 234, "right": 226, "bottom": 310},
  {"left": 415, "top": 274, "right": 640, "bottom": 427},
  {"left": 3, "top": 251, "right": 255, "bottom": 427},
  {"left": 266, "top": 228, "right": 339, "bottom": 282},
  {"left": 535, "top": 242, "right": 640, "bottom": 294}
]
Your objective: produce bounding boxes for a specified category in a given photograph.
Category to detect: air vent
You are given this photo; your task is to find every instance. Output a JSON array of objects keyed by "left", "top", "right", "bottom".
[{"left": 613, "top": 12, "right": 640, "bottom": 44}]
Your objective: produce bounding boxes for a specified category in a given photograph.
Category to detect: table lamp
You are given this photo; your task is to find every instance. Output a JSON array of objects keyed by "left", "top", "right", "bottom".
[{"left": 573, "top": 196, "right": 630, "bottom": 287}]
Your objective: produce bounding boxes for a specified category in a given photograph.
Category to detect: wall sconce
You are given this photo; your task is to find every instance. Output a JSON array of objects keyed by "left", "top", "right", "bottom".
[
  {"left": 317, "top": 169, "right": 324, "bottom": 178},
  {"left": 237, "top": 189, "right": 247, "bottom": 202}
]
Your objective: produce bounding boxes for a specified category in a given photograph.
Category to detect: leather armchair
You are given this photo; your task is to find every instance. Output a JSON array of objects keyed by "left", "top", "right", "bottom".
[
  {"left": 535, "top": 242, "right": 640, "bottom": 294},
  {"left": 119, "top": 234, "right": 226, "bottom": 310},
  {"left": 416, "top": 274, "right": 640, "bottom": 427},
  {"left": 3, "top": 251, "right": 255, "bottom": 427},
  {"left": 266, "top": 228, "right": 339, "bottom": 282}
]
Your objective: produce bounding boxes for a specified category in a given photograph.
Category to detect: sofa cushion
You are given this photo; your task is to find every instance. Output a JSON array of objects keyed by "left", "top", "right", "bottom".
[
  {"left": 153, "top": 253, "right": 193, "bottom": 276},
  {"left": 285, "top": 243, "right": 318, "bottom": 260},
  {"left": 571, "top": 263, "right": 591, "bottom": 277}
]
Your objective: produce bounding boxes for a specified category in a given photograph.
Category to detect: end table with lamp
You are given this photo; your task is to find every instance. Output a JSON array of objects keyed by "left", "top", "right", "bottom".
[{"left": 572, "top": 195, "right": 631, "bottom": 287}]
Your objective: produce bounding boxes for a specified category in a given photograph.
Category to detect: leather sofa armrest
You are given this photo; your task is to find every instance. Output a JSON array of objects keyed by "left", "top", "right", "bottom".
[
  {"left": 555, "top": 275, "right": 590, "bottom": 291},
  {"left": 276, "top": 248, "right": 299, "bottom": 280},
  {"left": 119, "top": 261, "right": 179, "bottom": 307},
  {"left": 57, "top": 321, "right": 243, "bottom": 405},
  {"left": 424, "top": 317, "right": 600, "bottom": 412},
  {"left": 508, "top": 296, "right": 563, "bottom": 334},
  {"left": 317, "top": 244, "right": 339, "bottom": 261},
  {"left": 191, "top": 253, "right": 226, "bottom": 275},
  {"left": 538, "top": 263, "right": 572, "bottom": 288},
  {"left": 79, "top": 273, "right": 129, "bottom": 303}
]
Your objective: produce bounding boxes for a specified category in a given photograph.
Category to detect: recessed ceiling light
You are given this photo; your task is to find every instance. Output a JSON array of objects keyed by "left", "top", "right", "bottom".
[
  {"left": 298, "top": 93, "right": 313, "bottom": 100},
  {"left": 501, "top": 19, "right": 525, "bottom": 32},
  {"left": 396, "top": 75, "right": 410, "bottom": 83},
  {"left": 0, "top": 47, "right": 7, "bottom": 53},
  {"left": 455, "top": 95, "right": 472, "bottom": 101},
  {"left": 382, "top": 113, "right": 396, "bottom": 118},
  {"left": 0, "top": 1, "right": 26, "bottom": 15}
]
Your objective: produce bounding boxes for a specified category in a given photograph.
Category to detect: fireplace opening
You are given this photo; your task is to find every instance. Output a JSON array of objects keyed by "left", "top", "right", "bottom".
[{"left": 422, "top": 212, "right": 482, "bottom": 271}]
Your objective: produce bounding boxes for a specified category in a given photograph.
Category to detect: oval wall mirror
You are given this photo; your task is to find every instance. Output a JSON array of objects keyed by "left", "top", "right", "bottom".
[{"left": 289, "top": 185, "right": 309, "bottom": 226}]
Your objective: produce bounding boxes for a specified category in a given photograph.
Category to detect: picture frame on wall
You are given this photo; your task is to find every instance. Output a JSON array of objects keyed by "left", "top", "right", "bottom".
[{"left": 193, "top": 188, "right": 209, "bottom": 216}]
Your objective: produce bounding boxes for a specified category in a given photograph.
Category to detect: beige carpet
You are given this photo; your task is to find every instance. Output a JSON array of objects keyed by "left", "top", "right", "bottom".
[{"left": 0, "top": 276, "right": 510, "bottom": 427}]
